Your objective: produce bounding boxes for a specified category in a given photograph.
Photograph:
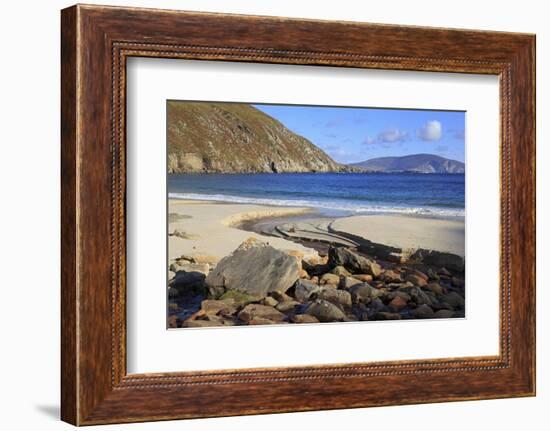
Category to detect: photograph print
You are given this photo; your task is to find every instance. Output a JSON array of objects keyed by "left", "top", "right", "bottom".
[{"left": 167, "top": 101, "right": 465, "bottom": 329}]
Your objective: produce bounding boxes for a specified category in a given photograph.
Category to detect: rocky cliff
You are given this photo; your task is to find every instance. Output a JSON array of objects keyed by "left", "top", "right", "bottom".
[{"left": 167, "top": 101, "right": 347, "bottom": 174}]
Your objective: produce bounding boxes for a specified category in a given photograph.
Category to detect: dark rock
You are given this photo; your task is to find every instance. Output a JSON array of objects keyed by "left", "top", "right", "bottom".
[
  {"left": 413, "top": 304, "right": 435, "bottom": 319},
  {"left": 328, "top": 247, "right": 382, "bottom": 277},
  {"left": 434, "top": 309, "right": 456, "bottom": 318},
  {"left": 375, "top": 311, "right": 402, "bottom": 320},
  {"left": 443, "top": 291, "right": 465, "bottom": 308},
  {"left": 349, "top": 282, "right": 382, "bottom": 303},
  {"left": 340, "top": 276, "right": 363, "bottom": 290},
  {"left": 425, "top": 282, "right": 443, "bottom": 295},
  {"left": 452, "top": 277, "right": 465, "bottom": 288},
  {"left": 294, "top": 279, "right": 320, "bottom": 302},
  {"left": 410, "top": 287, "right": 435, "bottom": 306},
  {"left": 206, "top": 238, "right": 300, "bottom": 300},
  {"left": 238, "top": 304, "right": 286, "bottom": 323},
  {"left": 305, "top": 299, "right": 346, "bottom": 322},
  {"left": 317, "top": 286, "right": 352, "bottom": 308},
  {"left": 271, "top": 291, "right": 294, "bottom": 303}
]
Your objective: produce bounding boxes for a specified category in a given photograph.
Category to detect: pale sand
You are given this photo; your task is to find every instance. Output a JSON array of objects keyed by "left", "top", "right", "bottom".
[
  {"left": 168, "top": 200, "right": 318, "bottom": 261},
  {"left": 331, "top": 215, "right": 465, "bottom": 258}
]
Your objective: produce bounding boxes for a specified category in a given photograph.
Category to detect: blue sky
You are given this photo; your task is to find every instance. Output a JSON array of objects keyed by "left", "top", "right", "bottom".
[{"left": 253, "top": 104, "right": 465, "bottom": 164}]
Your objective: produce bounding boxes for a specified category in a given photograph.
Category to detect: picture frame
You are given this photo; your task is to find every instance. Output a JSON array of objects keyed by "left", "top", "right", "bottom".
[{"left": 61, "top": 4, "right": 535, "bottom": 425}]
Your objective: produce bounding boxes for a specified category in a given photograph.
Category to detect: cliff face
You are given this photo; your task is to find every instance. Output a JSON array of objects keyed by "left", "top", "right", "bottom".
[
  {"left": 167, "top": 102, "right": 346, "bottom": 174},
  {"left": 349, "top": 154, "right": 465, "bottom": 174}
]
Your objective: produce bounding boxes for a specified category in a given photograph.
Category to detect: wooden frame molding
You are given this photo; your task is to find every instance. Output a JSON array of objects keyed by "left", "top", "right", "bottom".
[{"left": 61, "top": 4, "right": 535, "bottom": 425}]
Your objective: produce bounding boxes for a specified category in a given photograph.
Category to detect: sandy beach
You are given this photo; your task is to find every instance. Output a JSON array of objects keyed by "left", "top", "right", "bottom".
[
  {"left": 168, "top": 199, "right": 319, "bottom": 262},
  {"left": 169, "top": 199, "right": 465, "bottom": 262}
]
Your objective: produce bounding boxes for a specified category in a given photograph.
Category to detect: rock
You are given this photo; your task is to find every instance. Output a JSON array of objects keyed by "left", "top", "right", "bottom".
[
  {"left": 452, "top": 277, "right": 465, "bottom": 288},
  {"left": 320, "top": 273, "right": 340, "bottom": 285},
  {"left": 349, "top": 282, "right": 382, "bottom": 303},
  {"left": 219, "top": 289, "right": 257, "bottom": 307},
  {"left": 405, "top": 274, "right": 428, "bottom": 287},
  {"left": 375, "top": 311, "right": 402, "bottom": 320},
  {"left": 168, "top": 270, "right": 176, "bottom": 281},
  {"left": 200, "top": 299, "right": 236, "bottom": 315},
  {"left": 271, "top": 291, "right": 294, "bottom": 303},
  {"left": 238, "top": 304, "right": 286, "bottom": 323},
  {"left": 387, "top": 290, "right": 411, "bottom": 302},
  {"left": 262, "top": 296, "right": 279, "bottom": 307},
  {"left": 276, "top": 300, "right": 300, "bottom": 312},
  {"left": 317, "top": 286, "right": 352, "bottom": 308},
  {"left": 443, "top": 291, "right": 465, "bottom": 308},
  {"left": 178, "top": 262, "right": 210, "bottom": 275},
  {"left": 438, "top": 267, "right": 452, "bottom": 277},
  {"left": 168, "top": 287, "right": 180, "bottom": 298},
  {"left": 298, "top": 269, "right": 309, "bottom": 279},
  {"left": 184, "top": 319, "right": 220, "bottom": 328},
  {"left": 410, "top": 249, "right": 464, "bottom": 272},
  {"left": 388, "top": 296, "right": 408, "bottom": 310},
  {"left": 427, "top": 268, "right": 439, "bottom": 280},
  {"left": 305, "top": 299, "right": 346, "bottom": 322},
  {"left": 248, "top": 317, "right": 281, "bottom": 325},
  {"left": 291, "top": 314, "right": 320, "bottom": 324},
  {"left": 340, "top": 276, "right": 362, "bottom": 290},
  {"left": 331, "top": 266, "right": 351, "bottom": 277},
  {"left": 354, "top": 274, "right": 373, "bottom": 283},
  {"left": 409, "top": 287, "right": 435, "bottom": 306},
  {"left": 413, "top": 304, "right": 435, "bottom": 319},
  {"left": 170, "top": 267, "right": 206, "bottom": 287},
  {"left": 191, "top": 254, "right": 220, "bottom": 265},
  {"left": 168, "top": 315, "right": 179, "bottom": 328},
  {"left": 294, "top": 279, "right": 320, "bottom": 302},
  {"left": 434, "top": 309, "right": 455, "bottom": 318},
  {"left": 310, "top": 276, "right": 319, "bottom": 284},
  {"left": 408, "top": 268, "right": 429, "bottom": 281},
  {"left": 206, "top": 238, "right": 300, "bottom": 300},
  {"left": 382, "top": 270, "right": 402, "bottom": 283},
  {"left": 328, "top": 247, "right": 382, "bottom": 277},
  {"left": 425, "top": 282, "right": 443, "bottom": 295},
  {"left": 202, "top": 314, "right": 236, "bottom": 326}
]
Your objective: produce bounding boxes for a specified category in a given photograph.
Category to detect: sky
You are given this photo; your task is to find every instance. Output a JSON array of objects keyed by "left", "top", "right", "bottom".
[{"left": 253, "top": 104, "right": 465, "bottom": 164}]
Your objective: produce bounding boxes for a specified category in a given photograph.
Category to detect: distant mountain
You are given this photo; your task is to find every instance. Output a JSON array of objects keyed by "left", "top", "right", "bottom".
[
  {"left": 349, "top": 154, "right": 465, "bottom": 174},
  {"left": 167, "top": 102, "right": 350, "bottom": 174}
]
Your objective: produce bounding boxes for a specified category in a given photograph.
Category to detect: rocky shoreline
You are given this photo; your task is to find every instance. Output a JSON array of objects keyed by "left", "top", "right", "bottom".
[{"left": 168, "top": 237, "right": 465, "bottom": 328}]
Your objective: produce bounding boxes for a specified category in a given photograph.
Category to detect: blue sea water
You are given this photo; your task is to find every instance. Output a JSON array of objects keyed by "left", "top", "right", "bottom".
[{"left": 168, "top": 173, "right": 465, "bottom": 219}]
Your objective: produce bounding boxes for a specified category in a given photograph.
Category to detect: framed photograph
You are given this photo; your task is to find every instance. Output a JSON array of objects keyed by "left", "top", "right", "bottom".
[{"left": 61, "top": 4, "right": 536, "bottom": 425}]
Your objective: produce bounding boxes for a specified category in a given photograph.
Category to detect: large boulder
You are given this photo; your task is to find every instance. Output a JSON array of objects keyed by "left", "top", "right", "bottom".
[
  {"left": 206, "top": 238, "right": 300, "bottom": 300},
  {"left": 328, "top": 247, "right": 382, "bottom": 277}
]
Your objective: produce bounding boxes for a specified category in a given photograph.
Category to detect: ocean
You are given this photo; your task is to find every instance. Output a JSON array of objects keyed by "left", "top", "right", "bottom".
[{"left": 168, "top": 173, "right": 465, "bottom": 219}]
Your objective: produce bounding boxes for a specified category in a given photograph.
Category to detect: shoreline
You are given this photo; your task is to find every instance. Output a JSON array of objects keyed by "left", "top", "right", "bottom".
[
  {"left": 169, "top": 198, "right": 465, "bottom": 261},
  {"left": 168, "top": 199, "right": 466, "bottom": 328}
]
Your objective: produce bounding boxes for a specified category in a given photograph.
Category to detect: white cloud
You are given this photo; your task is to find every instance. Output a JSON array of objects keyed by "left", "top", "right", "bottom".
[
  {"left": 363, "top": 128, "right": 408, "bottom": 146},
  {"left": 417, "top": 120, "right": 442, "bottom": 141},
  {"left": 378, "top": 128, "right": 408, "bottom": 143}
]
